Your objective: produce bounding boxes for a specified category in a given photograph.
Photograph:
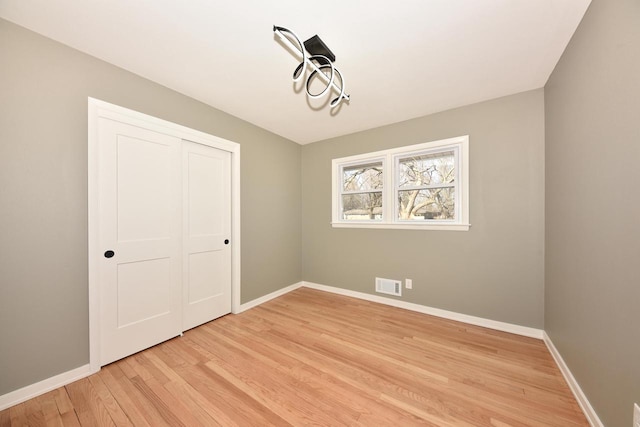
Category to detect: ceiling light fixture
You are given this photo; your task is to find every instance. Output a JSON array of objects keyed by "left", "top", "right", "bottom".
[{"left": 273, "top": 25, "right": 350, "bottom": 109}]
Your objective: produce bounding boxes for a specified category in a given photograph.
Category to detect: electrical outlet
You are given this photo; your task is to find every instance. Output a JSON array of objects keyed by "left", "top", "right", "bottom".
[
  {"left": 634, "top": 403, "right": 640, "bottom": 427},
  {"left": 405, "top": 279, "right": 412, "bottom": 289}
]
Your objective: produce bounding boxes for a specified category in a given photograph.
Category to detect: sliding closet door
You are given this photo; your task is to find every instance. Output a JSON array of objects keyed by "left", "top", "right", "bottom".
[
  {"left": 98, "top": 118, "right": 182, "bottom": 366},
  {"left": 182, "top": 140, "right": 232, "bottom": 330}
]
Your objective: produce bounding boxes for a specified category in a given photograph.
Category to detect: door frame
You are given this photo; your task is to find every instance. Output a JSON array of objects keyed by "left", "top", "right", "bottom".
[{"left": 87, "top": 98, "right": 241, "bottom": 373}]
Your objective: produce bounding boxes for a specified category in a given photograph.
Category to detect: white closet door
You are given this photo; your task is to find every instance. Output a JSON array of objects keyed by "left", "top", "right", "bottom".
[
  {"left": 182, "top": 140, "right": 231, "bottom": 330},
  {"left": 98, "top": 118, "right": 182, "bottom": 366}
]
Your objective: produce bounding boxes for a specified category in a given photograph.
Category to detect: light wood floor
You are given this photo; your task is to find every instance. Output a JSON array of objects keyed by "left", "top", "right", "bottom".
[{"left": 1, "top": 288, "right": 588, "bottom": 426}]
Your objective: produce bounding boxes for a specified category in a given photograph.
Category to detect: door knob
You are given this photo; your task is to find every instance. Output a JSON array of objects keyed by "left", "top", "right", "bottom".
[
  {"left": 224, "top": 239, "right": 229, "bottom": 245},
  {"left": 104, "top": 250, "right": 115, "bottom": 258}
]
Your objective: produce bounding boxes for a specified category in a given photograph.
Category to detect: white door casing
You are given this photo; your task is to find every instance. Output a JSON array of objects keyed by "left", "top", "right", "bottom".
[
  {"left": 88, "top": 98, "right": 241, "bottom": 372},
  {"left": 182, "top": 140, "right": 232, "bottom": 331}
]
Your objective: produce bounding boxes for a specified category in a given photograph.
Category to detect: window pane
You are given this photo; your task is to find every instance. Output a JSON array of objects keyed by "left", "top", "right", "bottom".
[
  {"left": 398, "top": 152, "right": 454, "bottom": 187},
  {"left": 342, "top": 192, "right": 382, "bottom": 220},
  {"left": 398, "top": 188, "right": 455, "bottom": 220},
  {"left": 343, "top": 162, "right": 383, "bottom": 191}
]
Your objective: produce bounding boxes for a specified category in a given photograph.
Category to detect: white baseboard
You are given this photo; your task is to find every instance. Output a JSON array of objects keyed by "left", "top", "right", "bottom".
[
  {"left": 0, "top": 364, "right": 92, "bottom": 411},
  {"left": 543, "top": 332, "right": 603, "bottom": 427},
  {"left": 236, "top": 281, "right": 304, "bottom": 313},
  {"left": 300, "top": 282, "right": 600, "bottom": 424},
  {"left": 0, "top": 282, "right": 305, "bottom": 412},
  {"left": 302, "top": 281, "right": 544, "bottom": 339},
  {"left": 0, "top": 282, "right": 598, "bottom": 427}
]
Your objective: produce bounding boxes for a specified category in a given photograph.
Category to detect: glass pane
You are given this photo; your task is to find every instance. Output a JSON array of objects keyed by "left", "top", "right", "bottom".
[
  {"left": 398, "top": 151, "right": 455, "bottom": 187},
  {"left": 342, "top": 192, "right": 382, "bottom": 220},
  {"left": 343, "top": 162, "right": 383, "bottom": 192},
  {"left": 398, "top": 188, "right": 455, "bottom": 220}
]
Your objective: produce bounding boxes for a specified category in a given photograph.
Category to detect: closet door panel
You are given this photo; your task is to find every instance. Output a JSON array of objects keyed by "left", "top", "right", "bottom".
[
  {"left": 182, "top": 140, "right": 232, "bottom": 330},
  {"left": 98, "top": 118, "right": 182, "bottom": 366}
]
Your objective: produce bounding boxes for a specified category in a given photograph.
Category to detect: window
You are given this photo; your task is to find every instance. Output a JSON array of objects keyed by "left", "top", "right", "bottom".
[
  {"left": 340, "top": 160, "right": 384, "bottom": 220},
  {"left": 332, "top": 135, "right": 469, "bottom": 230}
]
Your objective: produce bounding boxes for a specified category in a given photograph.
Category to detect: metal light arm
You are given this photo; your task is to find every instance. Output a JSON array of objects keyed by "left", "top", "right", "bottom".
[{"left": 273, "top": 26, "right": 349, "bottom": 108}]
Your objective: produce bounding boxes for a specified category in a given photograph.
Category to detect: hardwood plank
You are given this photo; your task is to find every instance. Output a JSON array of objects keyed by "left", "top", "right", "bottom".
[
  {"left": 97, "top": 366, "right": 152, "bottom": 427},
  {"left": 101, "top": 364, "right": 170, "bottom": 427},
  {"left": 142, "top": 348, "right": 224, "bottom": 426},
  {"left": 8, "top": 402, "right": 29, "bottom": 426},
  {"left": 35, "top": 391, "right": 64, "bottom": 427},
  {"left": 65, "top": 378, "right": 115, "bottom": 427},
  {"left": 51, "top": 388, "right": 74, "bottom": 416},
  {"left": 52, "top": 388, "right": 81, "bottom": 427},
  {"left": 23, "top": 394, "right": 46, "bottom": 426},
  {"left": 128, "top": 376, "right": 188, "bottom": 427},
  {"left": 0, "top": 409, "right": 11, "bottom": 427},
  {"left": 0, "top": 288, "right": 589, "bottom": 426},
  {"left": 87, "top": 373, "right": 133, "bottom": 427}
]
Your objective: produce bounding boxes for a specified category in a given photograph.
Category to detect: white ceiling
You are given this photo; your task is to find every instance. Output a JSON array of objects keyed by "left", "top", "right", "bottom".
[{"left": 0, "top": 0, "right": 591, "bottom": 144}]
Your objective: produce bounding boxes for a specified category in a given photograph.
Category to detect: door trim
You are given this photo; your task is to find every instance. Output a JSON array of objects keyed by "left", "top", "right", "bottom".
[{"left": 88, "top": 97, "right": 241, "bottom": 374}]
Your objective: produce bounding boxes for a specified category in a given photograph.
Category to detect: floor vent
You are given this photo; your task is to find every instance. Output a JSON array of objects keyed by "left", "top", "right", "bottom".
[{"left": 375, "top": 277, "right": 402, "bottom": 296}]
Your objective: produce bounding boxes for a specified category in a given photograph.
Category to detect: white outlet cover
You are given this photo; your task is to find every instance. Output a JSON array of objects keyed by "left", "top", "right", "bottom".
[{"left": 634, "top": 403, "right": 640, "bottom": 426}]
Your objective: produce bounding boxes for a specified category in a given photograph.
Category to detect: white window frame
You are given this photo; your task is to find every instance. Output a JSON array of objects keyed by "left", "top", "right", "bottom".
[{"left": 331, "top": 135, "right": 470, "bottom": 231}]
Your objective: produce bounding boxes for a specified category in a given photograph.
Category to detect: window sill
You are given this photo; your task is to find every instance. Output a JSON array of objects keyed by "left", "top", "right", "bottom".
[{"left": 331, "top": 222, "right": 471, "bottom": 231}]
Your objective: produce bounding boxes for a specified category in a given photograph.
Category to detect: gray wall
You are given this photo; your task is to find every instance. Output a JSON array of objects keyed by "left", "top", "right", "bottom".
[
  {"left": 6, "top": 3, "right": 638, "bottom": 424},
  {"left": 302, "top": 90, "right": 545, "bottom": 329},
  {"left": 544, "top": 0, "right": 640, "bottom": 426},
  {"left": 0, "top": 19, "right": 301, "bottom": 395}
]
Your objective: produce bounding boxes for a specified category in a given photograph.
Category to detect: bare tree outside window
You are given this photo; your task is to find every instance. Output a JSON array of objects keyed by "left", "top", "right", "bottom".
[
  {"left": 397, "top": 152, "right": 455, "bottom": 220},
  {"left": 342, "top": 162, "right": 383, "bottom": 220}
]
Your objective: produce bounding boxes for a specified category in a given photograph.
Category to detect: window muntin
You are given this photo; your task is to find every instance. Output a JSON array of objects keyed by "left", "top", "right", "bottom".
[{"left": 332, "top": 136, "right": 469, "bottom": 230}]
